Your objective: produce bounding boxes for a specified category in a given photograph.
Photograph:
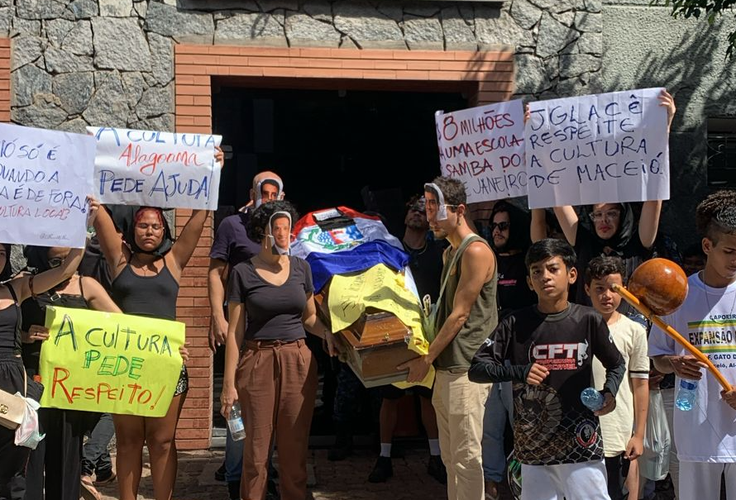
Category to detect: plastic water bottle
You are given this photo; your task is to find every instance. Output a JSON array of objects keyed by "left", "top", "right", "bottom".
[
  {"left": 227, "top": 402, "right": 246, "bottom": 441},
  {"left": 580, "top": 387, "right": 604, "bottom": 411},
  {"left": 676, "top": 379, "right": 698, "bottom": 411}
]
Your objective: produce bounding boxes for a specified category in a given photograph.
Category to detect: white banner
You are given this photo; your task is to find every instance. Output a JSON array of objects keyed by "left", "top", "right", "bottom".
[
  {"left": 88, "top": 127, "right": 223, "bottom": 210},
  {"left": 525, "top": 88, "right": 670, "bottom": 209},
  {"left": 435, "top": 100, "right": 526, "bottom": 203},
  {"left": 0, "top": 123, "right": 95, "bottom": 248}
]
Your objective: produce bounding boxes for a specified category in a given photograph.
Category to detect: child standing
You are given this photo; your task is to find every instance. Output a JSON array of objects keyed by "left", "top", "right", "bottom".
[
  {"left": 649, "top": 191, "right": 736, "bottom": 499},
  {"left": 585, "top": 256, "right": 650, "bottom": 500},
  {"left": 470, "top": 238, "right": 625, "bottom": 500}
]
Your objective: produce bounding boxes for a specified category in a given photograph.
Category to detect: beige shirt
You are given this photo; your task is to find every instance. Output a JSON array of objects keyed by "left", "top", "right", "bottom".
[{"left": 592, "top": 314, "right": 649, "bottom": 457}]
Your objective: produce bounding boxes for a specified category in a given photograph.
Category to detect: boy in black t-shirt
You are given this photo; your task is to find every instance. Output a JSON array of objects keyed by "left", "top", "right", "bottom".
[{"left": 469, "top": 239, "right": 625, "bottom": 500}]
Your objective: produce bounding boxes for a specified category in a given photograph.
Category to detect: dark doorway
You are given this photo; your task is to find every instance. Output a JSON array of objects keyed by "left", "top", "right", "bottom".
[
  {"left": 210, "top": 81, "right": 468, "bottom": 436},
  {"left": 212, "top": 83, "right": 468, "bottom": 236}
]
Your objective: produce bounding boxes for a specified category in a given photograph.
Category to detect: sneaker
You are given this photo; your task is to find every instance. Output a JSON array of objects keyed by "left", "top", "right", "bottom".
[
  {"left": 215, "top": 462, "right": 227, "bottom": 482},
  {"left": 427, "top": 455, "right": 447, "bottom": 485},
  {"left": 94, "top": 469, "right": 116, "bottom": 486},
  {"left": 227, "top": 481, "right": 241, "bottom": 500},
  {"left": 368, "top": 456, "right": 393, "bottom": 483}
]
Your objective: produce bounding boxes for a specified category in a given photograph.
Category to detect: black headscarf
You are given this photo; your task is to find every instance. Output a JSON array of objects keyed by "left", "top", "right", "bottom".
[
  {"left": 580, "top": 202, "right": 636, "bottom": 255},
  {"left": 0, "top": 243, "right": 11, "bottom": 281},
  {"left": 126, "top": 207, "right": 174, "bottom": 257}
]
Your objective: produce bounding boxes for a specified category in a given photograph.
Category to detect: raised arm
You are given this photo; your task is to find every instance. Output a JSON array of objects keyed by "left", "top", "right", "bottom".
[
  {"left": 93, "top": 201, "right": 129, "bottom": 275},
  {"left": 81, "top": 276, "right": 123, "bottom": 314},
  {"left": 638, "top": 201, "right": 662, "bottom": 250},
  {"left": 12, "top": 248, "right": 84, "bottom": 303},
  {"left": 553, "top": 206, "right": 579, "bottom": 246},
  {"left": 171, "top": 209, "right": 209, "bottom": 272},
  {"left": 530, "top": 208, "right": 548, "bottom": 243}
]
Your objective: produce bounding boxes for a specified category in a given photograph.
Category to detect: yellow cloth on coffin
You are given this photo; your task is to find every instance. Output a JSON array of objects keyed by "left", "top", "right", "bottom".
[{"left": 327, "top": 264, "right": 433, "bottom": 389}]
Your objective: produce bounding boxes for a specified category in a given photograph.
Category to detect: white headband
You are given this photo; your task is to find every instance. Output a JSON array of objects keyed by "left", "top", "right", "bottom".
[{"left": 424, "top": 182, "right": 449, "bottom": 221}]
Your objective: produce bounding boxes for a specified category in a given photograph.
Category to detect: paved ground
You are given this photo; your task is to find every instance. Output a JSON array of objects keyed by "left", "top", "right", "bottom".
[{"left": 97, "top": 448, "right": 464, "bottom": 500}]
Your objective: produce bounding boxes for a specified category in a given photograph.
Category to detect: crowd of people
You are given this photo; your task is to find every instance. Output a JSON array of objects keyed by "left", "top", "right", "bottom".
[{"left": 1, "top": 89, "right": 735, "bottom": 500}]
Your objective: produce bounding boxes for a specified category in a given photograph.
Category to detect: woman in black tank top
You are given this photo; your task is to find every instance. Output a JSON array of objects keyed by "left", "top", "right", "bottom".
[
  {"left": 21, "top": 245, "right": 124, "bottom": 500},
  {"left": 92, "top": 196, "right": 212, "bottom": 500},
  {"left": 0, "top": 227, "right": 90, "bottom": 499}
]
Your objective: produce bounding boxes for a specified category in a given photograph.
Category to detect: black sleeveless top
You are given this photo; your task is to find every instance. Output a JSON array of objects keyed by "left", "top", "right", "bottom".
[
  {"left": 0, "top": 283, "right": 21, "bottom": 355},
  {"left": 22, "top": 277, "right": 90, "bottom": 374},
  {"left": 111, "top": 258, "right": 179, "bottom": 320}
]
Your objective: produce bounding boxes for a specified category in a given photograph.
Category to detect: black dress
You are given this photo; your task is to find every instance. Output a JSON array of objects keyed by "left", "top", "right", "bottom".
[{"left": 0, "top": 283, "right": 42, "bottom": 500}]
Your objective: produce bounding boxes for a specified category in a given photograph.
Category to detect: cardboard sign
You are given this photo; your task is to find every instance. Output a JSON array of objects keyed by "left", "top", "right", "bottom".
[
  {"left": 0, "top": 123, "right": 95, "bottom": 248},
  {"left": 525, "top": 88, "right": 670, "bottom": 209},
  {"left": 39, "top": 306, "right": 185, "bottom": 417},
  {"left": 88, "top": 127, "right": 222, "bottom": 210},
  {"left": 435, "top": 100, "right": 526, "bottom": 203}
]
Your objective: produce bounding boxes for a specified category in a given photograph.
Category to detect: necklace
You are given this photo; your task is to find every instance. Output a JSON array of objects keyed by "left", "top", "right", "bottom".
[{"left": 700, "top": 271, "right": 736, "bottom": 322}]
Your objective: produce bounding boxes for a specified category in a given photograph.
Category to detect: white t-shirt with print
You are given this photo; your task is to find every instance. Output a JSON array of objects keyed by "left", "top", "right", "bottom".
[
  {"left": 649, "top": 273, "right": 736, "bottom": 463},
  {"left": 593, "top": 314, "right": 650, "bottom": 457}
]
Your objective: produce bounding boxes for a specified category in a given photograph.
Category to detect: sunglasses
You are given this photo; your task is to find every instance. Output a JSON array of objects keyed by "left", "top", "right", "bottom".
[
  {"left": 48, "top": 257, "right": 63, "bottom": 269},
  {"left": 491, "top": 221, "right": 510, "bottom": 231}
]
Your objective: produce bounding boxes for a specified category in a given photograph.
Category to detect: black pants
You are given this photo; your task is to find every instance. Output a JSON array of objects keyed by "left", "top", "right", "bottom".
[
  {"left": 0, "top": 357, "right": 33, "bottom": 500},
  {"left": 24, "top": 408, "right": 95, "bottom": 500},
  {"left": 605, "top": 453, "right": 631, "bottom": 500},
  {"left": 81, "top": 413, "right": 114, "bottom": 477}
]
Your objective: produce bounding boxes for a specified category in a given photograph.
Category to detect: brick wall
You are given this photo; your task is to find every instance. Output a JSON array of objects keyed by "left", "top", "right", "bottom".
[
  {"left": 174, "top": 44, "right": 515, "bottom": 449},
  {"left": 0, "top": 38, "right": 10, "bottom": 122}
]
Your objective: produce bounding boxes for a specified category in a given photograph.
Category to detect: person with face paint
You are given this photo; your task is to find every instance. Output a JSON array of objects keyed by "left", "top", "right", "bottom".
[
  {"left": 92, "top": 150, "right": 222, "bottom": 500},
  {"left": 220, "top": 200, "right": 336, "bottom": 500},
  {"left": 397, "top": 177, "right": 497, "bottom": 500},
  {"left": 20, "top": 245, "right": 125, "bottom": 500},
  {"left": 0, "top": 201, "right": 95, "bottom": 500},
  {"left": 208, "top": 171, "right": 284, "bottom": 499},
  {"left": 545, "top": 90, "right": 676, "bottom": 310}
]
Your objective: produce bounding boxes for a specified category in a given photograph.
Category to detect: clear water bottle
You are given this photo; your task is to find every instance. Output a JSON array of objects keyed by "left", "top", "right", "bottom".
[
  {"left": 227, "top": 402, "right": 246, "bottom": 441},
  {"left": 676, "top": 379, "right": 698, "bottom": 412},
  {"left": 580, "top": 387, "right": 604, "bottom": 411}
]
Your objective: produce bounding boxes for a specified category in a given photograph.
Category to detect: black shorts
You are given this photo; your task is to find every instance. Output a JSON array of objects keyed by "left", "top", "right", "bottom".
[{"left": 381, "top": 384, "right": 432, "bottom": 400}]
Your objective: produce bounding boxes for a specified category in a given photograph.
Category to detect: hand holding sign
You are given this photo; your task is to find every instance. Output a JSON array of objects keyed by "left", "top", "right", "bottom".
[
  {"left": 525, "top": 88, "right": 670, "bottom": 209},
  {"left": 88, "top": 127, "right": 223, "bottom": 210}
]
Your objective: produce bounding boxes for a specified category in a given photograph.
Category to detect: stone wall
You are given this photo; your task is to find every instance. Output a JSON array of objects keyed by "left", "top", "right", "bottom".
[{"left": 5, "top": 0, "right": 606, "bottom": 135}]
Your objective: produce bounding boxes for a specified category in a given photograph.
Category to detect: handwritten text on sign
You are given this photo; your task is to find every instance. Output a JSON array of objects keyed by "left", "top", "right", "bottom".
[
  {"left": 39, "top": 306, "right": 185, "bottom": 417},
  {"left": 0, "top": 124, "right": 95, "bottom": 248},
  {"left": 525, "top": 88, "right": 670, "bottom": 209},
  {"left": 88, "top": 127, "right": 222, "bottom": 210},
  {"left": 435, "top": 100, "right": 525, "bottom": 203}
]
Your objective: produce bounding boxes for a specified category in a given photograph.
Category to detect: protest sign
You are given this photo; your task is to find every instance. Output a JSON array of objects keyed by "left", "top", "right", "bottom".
[
  {"left": 39, "top": 306, "right": 185, "bottom": 417},
  {"left": 0, "top": 123, "right": 95, "bottom": 248},
  {"left": 87, "top": 127, "right": 223, "bottom": 210},
  {"left": 435, "top": 100, "right": 526, "bottom": 203},
  {"left": 525, "top": 88, "right": 670, "bottom": 209}
]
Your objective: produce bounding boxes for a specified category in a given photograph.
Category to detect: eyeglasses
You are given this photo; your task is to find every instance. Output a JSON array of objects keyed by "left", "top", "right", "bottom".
[
  {"left": 491, "top": 221, "right": 510, "bottom": 232},
  {"left": 588, "top": 210, "right": 620, "bottom": 223},
  {"left": 136, "top": 223, "right": 164, "bottom": 232}
]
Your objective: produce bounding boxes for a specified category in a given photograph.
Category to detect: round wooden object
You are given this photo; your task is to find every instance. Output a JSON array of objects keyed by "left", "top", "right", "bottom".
[{"left": 627, "top": 258, "right": 688, "bottom": 316}]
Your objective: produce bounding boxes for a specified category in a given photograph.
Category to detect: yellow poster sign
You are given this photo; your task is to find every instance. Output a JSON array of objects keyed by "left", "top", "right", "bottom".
[{"left": 39, "top": 306, "right": 185, "bottom": 417}]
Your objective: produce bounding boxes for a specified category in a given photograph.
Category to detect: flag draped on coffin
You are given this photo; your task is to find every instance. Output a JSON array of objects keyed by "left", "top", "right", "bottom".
[
  {"left": 291, "top": 206, "right": 427, "bottom": 354},
  {"left": 292, "top": 207, "right": 413, "bottom": 294}
]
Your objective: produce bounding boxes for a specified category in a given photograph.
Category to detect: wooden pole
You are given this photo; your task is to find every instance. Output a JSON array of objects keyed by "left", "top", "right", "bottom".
[{"left": 612, "top": 283, "right": 733, "bottom": 391}]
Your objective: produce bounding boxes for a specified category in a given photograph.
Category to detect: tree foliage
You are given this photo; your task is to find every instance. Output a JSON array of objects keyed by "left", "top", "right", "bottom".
[{"left": 651, "top": 0, "right": 736, "bottom": 58}]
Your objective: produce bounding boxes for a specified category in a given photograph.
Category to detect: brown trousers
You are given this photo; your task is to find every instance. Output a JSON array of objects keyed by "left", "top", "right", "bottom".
[{"left": 236, "top": 339, "right": 317, "bottom": 500}]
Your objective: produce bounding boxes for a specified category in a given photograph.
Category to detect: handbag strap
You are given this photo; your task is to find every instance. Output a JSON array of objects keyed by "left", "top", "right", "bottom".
[
  {"left": 434, "top": 234, "right": 483, "bottom": 310},
  {"left": 5, "top": 283, "right": 27, "bottom": 398}
]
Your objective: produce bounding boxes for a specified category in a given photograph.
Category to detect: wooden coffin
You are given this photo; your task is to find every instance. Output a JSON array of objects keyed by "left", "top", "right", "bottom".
[{"left": 315, "top": 292, "right": 419, "bottom": 388}]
